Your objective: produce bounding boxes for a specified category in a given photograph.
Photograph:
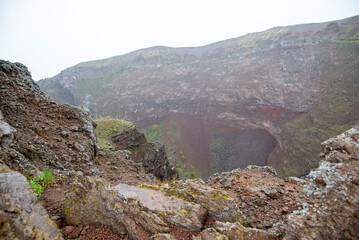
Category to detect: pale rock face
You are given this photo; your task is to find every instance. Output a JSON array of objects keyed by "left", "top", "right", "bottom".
[
  {"left": 113, "top": 184, "right": 206, "bottom": 230},
  {"left": 0, "top": 120, "right": 16, "bottom": 148},
  {"left": 0, "top": 164, "right": 63, "bottom": 240}
]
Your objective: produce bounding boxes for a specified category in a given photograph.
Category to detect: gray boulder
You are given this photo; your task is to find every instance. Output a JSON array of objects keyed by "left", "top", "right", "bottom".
[{"left": 0, "top": 164, "right": 63, "bottom": 240}]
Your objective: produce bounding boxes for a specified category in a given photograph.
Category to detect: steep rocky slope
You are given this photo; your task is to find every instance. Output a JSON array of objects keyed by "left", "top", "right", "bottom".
[
  {"left": 39, "top": 15, "right": 359, "bottom": 178},
  {"left": 0, "top": 60, "right": 176, "bottom": 183},
  {"left": 1, "top": 60, "right": 359, "bottom": 239},
  {"left": 0, "top": 60, "right": 175, "bottom": 239}
]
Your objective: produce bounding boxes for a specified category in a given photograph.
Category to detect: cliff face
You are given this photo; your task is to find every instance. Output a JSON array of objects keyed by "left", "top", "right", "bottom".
[
  {"left": 39, "top": 16, "right": 359, "bottom": 178},
  {"left": 0, "top": 60, "right": 97, "bottom": 175}
]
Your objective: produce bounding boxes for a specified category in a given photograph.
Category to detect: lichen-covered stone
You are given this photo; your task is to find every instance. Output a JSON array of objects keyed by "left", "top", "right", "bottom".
[
  {"left": 151, "top": 233, "right": 177, "bottom": 240},
  {"left": 215, "top": 221, "right": 277, "bottom": 240},
  {"left": 163, "top": 179, "right": 245, "bottom": 224},
  {"left": 0, "top": 164, "right": 63, "bottom": 240},
  {"left": 61, "top": 174, "right": 206, "bottom": 240},
  {"left": 193, "top": 228, "right": 229, "bottom": 240}
]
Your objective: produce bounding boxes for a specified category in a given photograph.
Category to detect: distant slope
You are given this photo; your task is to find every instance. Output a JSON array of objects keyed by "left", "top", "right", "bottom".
[{"left": 39, "top": 15, "right": 359, "bottom": 178}]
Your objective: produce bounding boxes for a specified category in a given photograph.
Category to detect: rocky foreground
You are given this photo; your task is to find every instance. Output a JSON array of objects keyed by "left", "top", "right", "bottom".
[{"left": 1, "top": 60, "right": 358, "bottom": 239}]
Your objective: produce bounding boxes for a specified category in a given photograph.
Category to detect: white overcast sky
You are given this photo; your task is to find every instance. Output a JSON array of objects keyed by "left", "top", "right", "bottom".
[{"left": 1, "top": 0, "right": 358, "bottom": 80}]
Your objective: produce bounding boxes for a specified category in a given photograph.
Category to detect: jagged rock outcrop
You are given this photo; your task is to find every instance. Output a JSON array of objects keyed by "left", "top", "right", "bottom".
[
  {"left": 206, "top": 166, "right": 305, "bottom": 229},
  {"left": 0, "top": 60, "right": 98, "bottom": 176},
  {"left": 0, "top": 164, "right": 63, "bottom": 240},
  {"left": 0, "top": 59, "right": 176, "bottom": 183},
  {"left": 57, "top": 123, "right": 359, "bottom": 239},
  {"left": 39, "top": 15, "right": 359, "bottom": 178},
  {"left": 112, "top": 128, "right": 179, "bottom": 181},
  {"left": 282, "top": 124, "right": 359, "bottom": 239}
]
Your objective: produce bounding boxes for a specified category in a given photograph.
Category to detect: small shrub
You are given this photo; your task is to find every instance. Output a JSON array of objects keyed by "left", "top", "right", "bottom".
[
  {"left": 29, "top": 180, "right": 45, "bottom": 197},
  {"left": 141, "top": 124, "right": 161, "bottom": 143},
  {"left": 28, "top": 170, "right": 56, "bottom": 197},
  {"left": 188, "top": 172, "right": 199, "bottom": 179}
]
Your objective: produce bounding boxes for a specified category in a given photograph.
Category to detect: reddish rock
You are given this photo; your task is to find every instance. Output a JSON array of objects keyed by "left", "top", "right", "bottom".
[
  {"left": 282, "top": 207, "right": 289, "bottom": 214},
  {"left": 351, "top": 177, "right": 359, "bottom": 186},
  {"left": 269, "top": 189, "right": 280, "bottom": 199},
  {"left": 64, "top": 225, "right": 74, "bottom": 235},
  {"left": 315, "top": 176, "right": 326, "bottom": 185},
  {"left": 207, "top": 167, "right": 305, "bottom": 229}
]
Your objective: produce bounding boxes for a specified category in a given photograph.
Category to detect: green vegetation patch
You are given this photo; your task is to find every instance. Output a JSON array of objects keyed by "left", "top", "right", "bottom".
[
  {"left": 95, "top": 117, "right": 135, "bottom": 139},
  {"left": 237, "top": 26, "right": 290, "bottom": 49},
  {"left": 141, "top": 124, "right": 162, "bottom": 143},
  {"left": 139, "top": 49, "right": 170, "bottom": 59},
  {"left": 28, "top": 170, "right": 56, "bottom": 197},
  {"left": 341, "top": 25, "right": 359, "bottom": 39},
  {"left": 95, "top": 117, "right": 135, "bottom": 150}
]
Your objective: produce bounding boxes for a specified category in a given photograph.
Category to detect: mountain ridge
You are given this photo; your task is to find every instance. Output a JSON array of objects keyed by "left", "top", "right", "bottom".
[
  {"left": 39, "top": 15, "right": 359, "bottom": 178},
  {"left": 43, "top": 15, "right": 358, "bottom": 72},
  {"left": 49, "top": 15, "right": 359, "bottom": 71}
]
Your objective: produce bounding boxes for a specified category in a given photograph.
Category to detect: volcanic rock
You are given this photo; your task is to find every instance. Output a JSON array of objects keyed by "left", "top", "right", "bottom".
[
  {"left": 282, "top": 124, "right": 359, "bottom": 239},
  {"left": 112, "top": 128, "right": 179, "bottom": 181},
  {"left": 61, "top": 174, "right": 206, "bottom": 239},
  {"left": 214, "top": 221, "right": 277, "bottom": 240},
  {"left": 0, "top": 164, "right": 63, "bottom": 240}
]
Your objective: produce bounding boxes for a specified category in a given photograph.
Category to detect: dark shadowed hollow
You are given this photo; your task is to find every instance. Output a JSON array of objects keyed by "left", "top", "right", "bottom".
[
  {"left": 210, "top": 128, "right": 278, "bottom": 176},
  {"left": 145, "top": 113, "right": 277, "bottom": 179}
]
